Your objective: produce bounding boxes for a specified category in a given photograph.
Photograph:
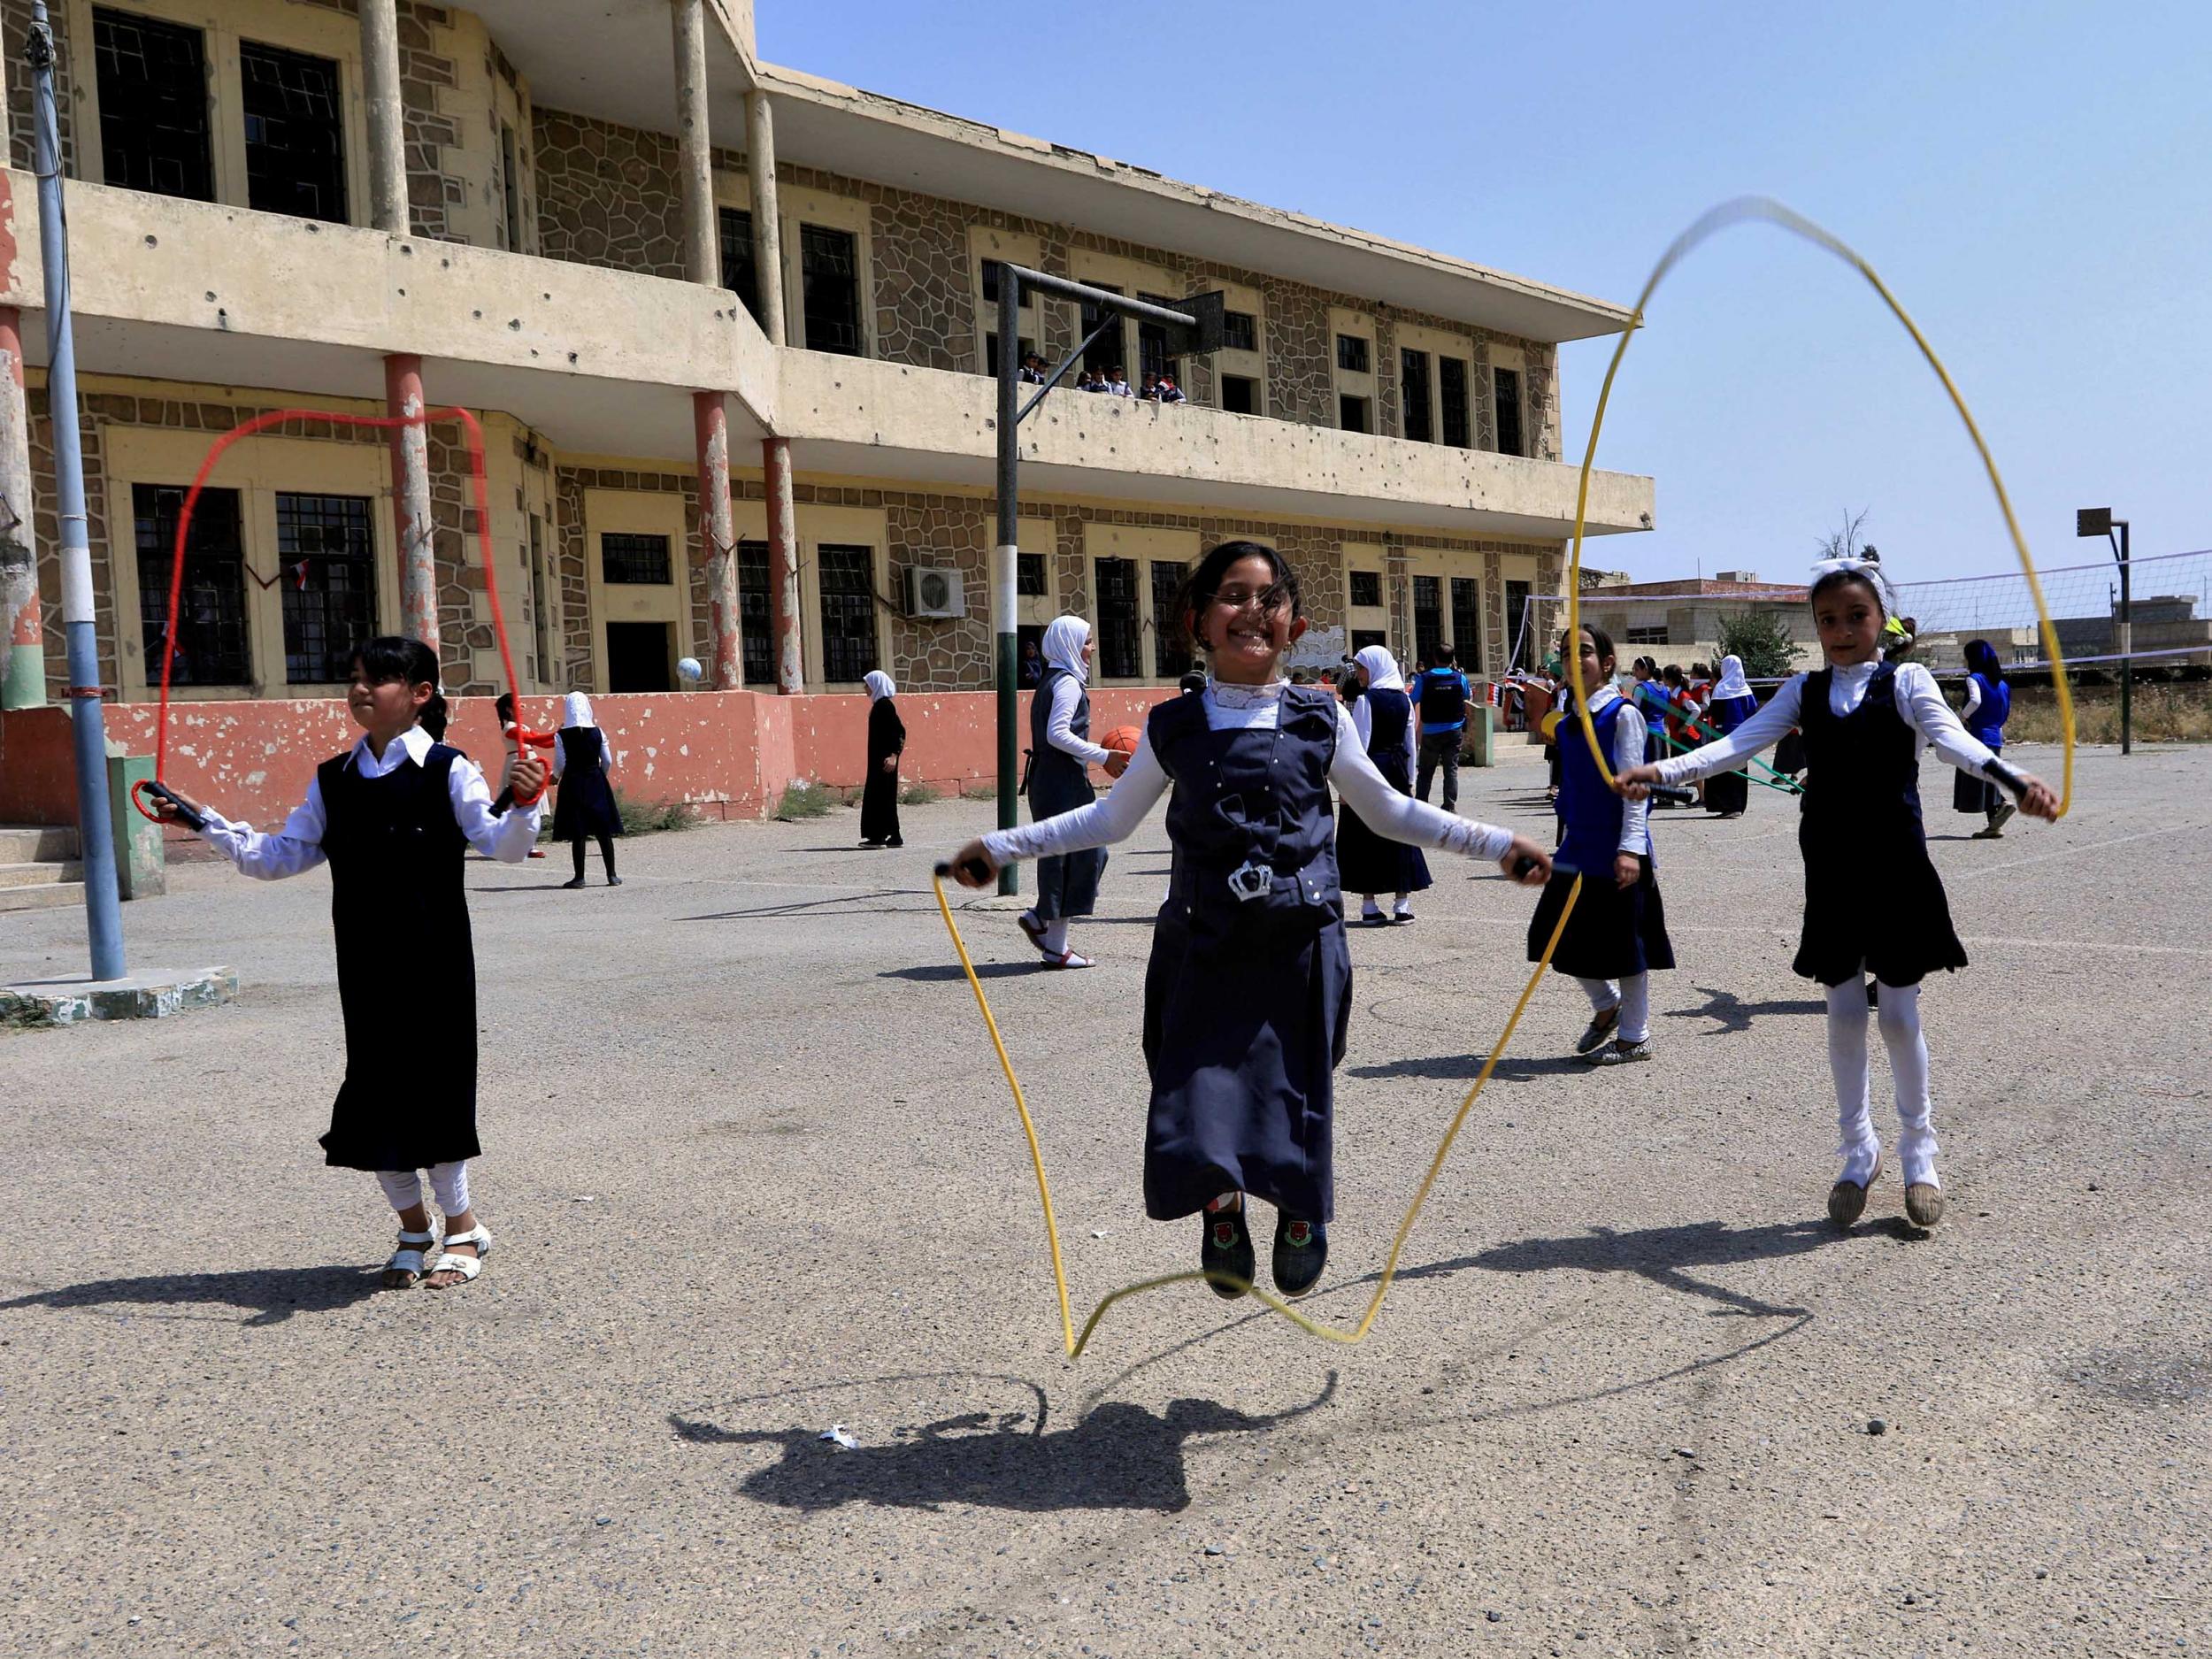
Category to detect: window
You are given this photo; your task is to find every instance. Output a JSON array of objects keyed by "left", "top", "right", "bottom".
[
  {"left": 1452, "top": 578, "right": 1484, "bottom": 674},
  {"left": 1080, "top": 283, "right": 1124, "bottom": 376},
  {"left": 1625, "top": 625, "right": 1669, "bottom": 646},
  {"left": 738, "top": 539, "right": 772, "bottom": 686},
  {"left": 1137, "top": 291, "right": 1180, "bottom": 388},
  {"left": 1094, "top": 557, "right": 1141, "bottom": 679},
  {"left": 1151, "top": 560, "right": 1193, "bottom": 679},
  {"left": 528, "top": 512, "right": 550, "bottom": 682},
  {"left": 1222, "top": 311, "right": 1258, "bottom": 353},
  {"left": 241, "top": 42, "right": 348, "bottom": 223},
  {"left": 718, "top": 206, "right": 761, "bottom": 325},
  {"left": 1349, "top": 570, "right": 1382, "bottom": 608},
  {"left": 799, "top": 224, "right": 863, "bottom": 356},
  {"left": 983, "top": 332, "right": 1037, "bottom": 379},
  {"left": 1401, "top": 349, "right": 1433, "bottom": 444},
  {"left": 94, "top": 10, "right": 214, "bottom": 204},
  {"left": 1413, "top": 574, "right": 1443, "bottom": 665},
  {"left": 1339, "top": 395, "right": 1371, "bottom": 434},
  {"left": 1336, "top": 334, "right": 1370, "bottom": 374},
  {"left": 1440, "top": 357, "right": 1471, "bottom": 449},
  {"left": 601, "top": 532, "right": 672, "bottom": 586},
  {"left": 500, "top": 121, "right": 523, "bottom": 251},
  {"left": 979, "top": 259, "right": 1036, "bottom": 310},
  {"left": 1494, "top": 365, "right": 1524, "bottom": 457},
  {"left": 135, "top": 483, "right": 249, "bottom": 686},
  {"left": 277, "top": 492, "right": 376, "bottom": 684},
  {"left": 1017, "top": 623, "right": 1045, "bottom": 685},
  {"left": 1016, "top": 553, "right": 1048, "bottom": 597},
  {"left": 1220, "top": 375, "right": 1256, "bottom": 415},
  {"left": 1350, "top": 627, "right": 1387, "bottom": 654},
  {"left": 817, "top": 544, "right": 879, "bottom": 682}
]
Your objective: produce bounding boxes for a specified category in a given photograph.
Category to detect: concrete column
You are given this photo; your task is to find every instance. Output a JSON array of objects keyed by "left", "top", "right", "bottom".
[
  {"left": 744, "top": 89, "right": 787, "bottom": 344},
  {"left": 763, "top": 435, "right": 802, "bottom": 693},
  {"left": 693, "top": 391, "right": 741, "bottom": 689},
  {"left": 671, "top": 0, "right": 717, "bottom": 287},
  {"left": 359, "top": 0, "right": 410, "bottom": 234},
  {"left": 0, "top": 305, "right": 40, "bottom": 710},
  {"left": 384, "top": 354, "right": 438, "bottom": 650}
]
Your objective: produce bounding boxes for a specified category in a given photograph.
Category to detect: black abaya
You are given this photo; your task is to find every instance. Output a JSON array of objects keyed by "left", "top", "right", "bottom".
[{"left": 861, "top": 696, "right": 905, "bottom": 845}]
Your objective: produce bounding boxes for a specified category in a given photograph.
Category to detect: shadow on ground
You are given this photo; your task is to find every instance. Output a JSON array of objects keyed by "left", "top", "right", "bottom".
[
  {"left": 1662, "top": 986, "right": 1830, "bottom": 1036},
  {"left": 0, "top": 1264, "right": 386, "bottom": 1326},
  {"left": 673, "top": 1372, "right": 1337, "bottom": 1514}
]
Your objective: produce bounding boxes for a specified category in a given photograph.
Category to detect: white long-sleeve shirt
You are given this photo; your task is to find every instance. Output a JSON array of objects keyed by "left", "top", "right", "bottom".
[
  {"left": 1655, "top": 660, "right": 1997, "bottom": 787},
  {"left": 1349, "top": 688, "right": 1418, "bottom": 773},
  {"left": 982, "top": 680, "right": 1517, "bottom": 866},
  {"left": 549, "top": 726, "right": 609, "bottom": 780},
  {"left": 198, "top": 725, "right": 544, "bottom": 878},
  {"left": 1578, "top": 687, "right": 1652, "bottom": 856},
  {"left": 1043, "top": 674, "right": 1113, "bottom": 768}
]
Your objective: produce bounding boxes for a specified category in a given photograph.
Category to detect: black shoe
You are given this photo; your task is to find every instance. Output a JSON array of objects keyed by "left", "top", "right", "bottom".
[
  {"left": 885, "top": 837, "right": 903, "bottom": 849},
  {"left": 562, "top": 876, "right": 587, "bottom": 889},
  {"left": 1272, "top": 1213, "right": 1329, "bottom": 1297},
  {"left": 1200, "top": 1202, "right": 1254, "bottom": 1300},
  {"left": 607, "top": 874, "right": 623, "bottom": 887}
]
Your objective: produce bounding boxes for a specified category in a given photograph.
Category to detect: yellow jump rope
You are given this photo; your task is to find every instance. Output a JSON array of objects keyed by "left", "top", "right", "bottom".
[{"left": 936, "top": 197, "right": 2076, "bottom": 1362}]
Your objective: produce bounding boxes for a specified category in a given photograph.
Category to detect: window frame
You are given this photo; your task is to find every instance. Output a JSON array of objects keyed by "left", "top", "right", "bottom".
[
  {"left": 237, "top": 36, "right": 349, "bottom": 225},
  {"left": 1329, "top": 308, "right": 1378, "bottom": 436}
]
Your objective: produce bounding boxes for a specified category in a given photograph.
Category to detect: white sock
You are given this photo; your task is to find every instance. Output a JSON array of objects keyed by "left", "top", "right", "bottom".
[
  {"left": 1875, "top": 980, "right": 1940, "bottom": 1185},
  {"left": 1393, "top": 892, "right": 1412, "bottom": 913},
  {"left": 1361, "top": 895, "right": 1383, "bottom": 916},
  {"left": 1617, "top": 972, "right": 1651, "bottom": 1044},
  {"left": 1825, "top": 979, "right": 1878, "bottom": 1175},
  {"left": 1041, "top": 917, "right": 1071, "bottom": 955}
]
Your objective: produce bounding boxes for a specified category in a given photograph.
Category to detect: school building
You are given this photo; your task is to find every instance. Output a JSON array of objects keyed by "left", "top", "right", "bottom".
[{"left": 0, "top": 0, "right": 1654, "bottom": 823}]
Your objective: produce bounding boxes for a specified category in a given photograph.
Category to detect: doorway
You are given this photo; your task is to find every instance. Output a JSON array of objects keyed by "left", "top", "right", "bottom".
[{"left": 606, "top": 621, "right": 672, "bottom": 692}]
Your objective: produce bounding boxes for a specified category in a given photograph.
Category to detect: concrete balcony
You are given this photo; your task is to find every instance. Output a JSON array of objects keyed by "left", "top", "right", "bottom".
[
  {"left": 778, "top": 350, "right": 1654, "bottom": 537},
  {"left": 0, "top": 173, "right": 780, "bottom": 454}
]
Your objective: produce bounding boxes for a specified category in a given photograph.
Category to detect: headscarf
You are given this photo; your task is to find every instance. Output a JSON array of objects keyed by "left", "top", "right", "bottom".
[
  {"left": 864, "top": 670, "right": 896, "bottom": 701},
  {"left": 1352, "top": 643, "right": 1404, "bottom": 693},
  {"left": 1710, "top": 654, "right": 1750, "bottom": 700},
  {"left": 1041, "top": 615, "right": 1091, "bottom": 685},
  {"left": 1963, "top": 639, "right": 2003, "bottom": 682},
  {"left": 562, "top": 691, "right": 595, "bottom": 729}
]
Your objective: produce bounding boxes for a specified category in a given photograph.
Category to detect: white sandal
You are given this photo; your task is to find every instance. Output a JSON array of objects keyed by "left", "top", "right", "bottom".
[
  {"left": 383, "top": 1228, "right": 437, "bottom": 1289},
  {"left": 424, "top": 1223, "right": 493, "bottom": 1288}
]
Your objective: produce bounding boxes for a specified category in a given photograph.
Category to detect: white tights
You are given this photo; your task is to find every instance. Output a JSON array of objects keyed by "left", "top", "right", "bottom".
[
  {"left": 1824, "top": 979, "right": 1939, "bottom": 1181},
  {"left": 374, "top": 1161, "right": 472, "bottom": 1218},
  {"left": 1576, "top": 972, "right": 1650, "bottom": 1043},
  {"left": 1040, "top": 917, "right": 1071, "bottom": 955}
]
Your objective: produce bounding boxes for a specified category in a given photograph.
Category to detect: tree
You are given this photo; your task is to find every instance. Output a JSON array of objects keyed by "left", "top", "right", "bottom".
[
  {"left": 1816, "top": 507, "right": 1874, "bottom": 564},
  {"left": 1713, "top": 609, "right": 1803, "bottom": 680}
]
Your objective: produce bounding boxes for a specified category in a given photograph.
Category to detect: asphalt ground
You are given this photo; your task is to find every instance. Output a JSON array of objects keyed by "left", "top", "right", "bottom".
[{"left": 2, "top": 740, "right": 2206, "bottom": 1658}]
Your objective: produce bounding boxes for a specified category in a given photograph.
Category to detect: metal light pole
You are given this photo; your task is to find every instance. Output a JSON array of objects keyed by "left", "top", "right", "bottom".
[
  {"left": 28, "top": 3, "right": 125, "bottom": 980},
  {"left": 2077, "top": 507, "right": 2131, "bottom": 756}
]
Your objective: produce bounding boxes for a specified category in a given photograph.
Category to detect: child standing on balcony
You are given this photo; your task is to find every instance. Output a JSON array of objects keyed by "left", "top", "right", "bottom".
[
  {"left": 949, "top": 541, "right": 1551, "bottom": 1300},
  {"left": 150, "top": 636, "right": 545, "bottom": 1291}
]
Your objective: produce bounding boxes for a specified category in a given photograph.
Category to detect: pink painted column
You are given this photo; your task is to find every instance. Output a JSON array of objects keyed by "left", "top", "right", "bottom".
[
  {"left": 0, "top": 303, "right": 41, "bottom": 710},
  {"left": 694, "top": 390, "right": 741, "bottom": 689},
  {"left": 762, "top": 435, "right": 803, "bottom": 693},
  {"left": 384, "top": 353, "right": 438, "bottom": 652}
]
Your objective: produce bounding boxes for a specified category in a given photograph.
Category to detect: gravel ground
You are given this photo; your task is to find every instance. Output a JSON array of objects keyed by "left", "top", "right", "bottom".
[{"left": 2, "top": 741, "right": 2206, "bottom": 1658}]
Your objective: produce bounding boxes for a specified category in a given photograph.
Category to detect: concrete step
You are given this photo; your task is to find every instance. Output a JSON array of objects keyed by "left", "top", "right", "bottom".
[
  {"left": 0, "top": 825, "right": 79, "bottom": 863},
  {"left": 0, "top": 879, "right": 84, "bottom": 914},
  {"left": 0, "top": 860, "right": 84, "bottom": 890}
]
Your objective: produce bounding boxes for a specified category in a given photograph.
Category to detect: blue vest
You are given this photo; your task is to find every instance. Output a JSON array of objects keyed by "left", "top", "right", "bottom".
[
  {"left": 1417, "top": 668, "right": 1467, "bottom": 731},
  {"left": 1967, "top": 672, "right": 2009, "bottom": 749},
  {"left": 1555, "top": 695, "right": 1648, "bottom": 875}
]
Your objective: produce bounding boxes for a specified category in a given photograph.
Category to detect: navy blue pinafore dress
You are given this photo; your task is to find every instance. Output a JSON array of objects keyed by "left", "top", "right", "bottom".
[
  {"left": 1141, "top": 685, "right": 1351, "bottom": 1223},
  {"left": 1526, "top": 694, "right": 1674, "bottom": 980},
  {"left": 1334, "top": 686, "right": 1432, "bottom": 899},
  {"left": 1027, "top": 665, "right": 1107, "bottom": 921},
  {"left": 1794, "top": 664, "right": 1968, "bottom": 987}
]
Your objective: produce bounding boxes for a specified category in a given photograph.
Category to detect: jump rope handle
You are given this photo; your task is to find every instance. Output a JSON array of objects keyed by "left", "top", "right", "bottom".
[
  {"left": 1983, "top": 757, "right": 2032, "bottom": 803},
  {"left": 935, "top": 856, "right": 994, "bottom": 886},
  {"left": 1514, "top": 856, "right": 1579, "bottom": 881},
  {"left": 134, "top": 778, "right": 205, "bottom": 832},
  {"left": 1646, "top": 783, "right": 1696, "bottom": 805}
]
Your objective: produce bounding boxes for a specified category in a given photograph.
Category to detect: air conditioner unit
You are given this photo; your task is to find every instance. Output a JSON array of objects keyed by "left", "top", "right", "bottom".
[{"left": 906, "top": 565, "right": 966, "bottom": 618}]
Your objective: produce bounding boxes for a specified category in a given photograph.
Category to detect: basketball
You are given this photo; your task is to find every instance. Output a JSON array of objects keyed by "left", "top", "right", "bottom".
[{"left": 1100, "top": 726, "right": 1143, "bottom": 757}]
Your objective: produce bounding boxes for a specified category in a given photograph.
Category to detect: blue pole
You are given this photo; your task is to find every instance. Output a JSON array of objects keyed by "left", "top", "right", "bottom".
[{"left": 29, "top": 3, "right": 124, "bottom": 981}]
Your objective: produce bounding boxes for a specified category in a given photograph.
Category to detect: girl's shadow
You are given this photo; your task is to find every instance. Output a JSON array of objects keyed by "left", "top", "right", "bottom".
[
  {"left": 671, "top": 1371, "right": 1336, "bottom": 1515},
  {"left": 0, "top": 1265, "right": 386, "bottom": 1327}
]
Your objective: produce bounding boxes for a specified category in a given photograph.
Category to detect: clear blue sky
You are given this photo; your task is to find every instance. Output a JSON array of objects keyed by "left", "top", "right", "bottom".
[{"left": 763, "top": 1, "right": 2210, "bottom": 588}]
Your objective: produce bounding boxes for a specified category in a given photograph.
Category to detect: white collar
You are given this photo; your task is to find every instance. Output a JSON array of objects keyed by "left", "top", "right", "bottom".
[
  {"left": 1586, "top": 685, "right": 1623, "bottom": 712},
  {"left": 350, "top": 725, "right": 434, "bottom": 775},
  {"left": 1209, "top": 678, "right": 1285, "bottom": 710}
]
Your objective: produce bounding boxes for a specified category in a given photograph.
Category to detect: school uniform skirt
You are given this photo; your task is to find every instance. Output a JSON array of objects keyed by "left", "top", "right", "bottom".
[
  {"left": 1952, "top": 749, "right": 2003, "bottom": 816},
  {"left": 1793, "top": 811, "right": 1967, "bottom": 987},
  {"left": 1704, "top": 764, "right": 1751, "bottom": 816},
  {"left": 1526, "top": 859, "right": 1676, "bottom": 981}
]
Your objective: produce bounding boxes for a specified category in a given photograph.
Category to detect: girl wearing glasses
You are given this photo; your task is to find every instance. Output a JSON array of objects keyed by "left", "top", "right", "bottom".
[{"left": 949, "top": 541, "right": 1551, "bottom": 1301}]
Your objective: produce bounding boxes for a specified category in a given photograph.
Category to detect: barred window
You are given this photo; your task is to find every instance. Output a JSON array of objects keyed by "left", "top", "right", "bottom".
[
  {"left": 1440, "top": 357, "right": 1471, "bottom": 449},
  {"left": 1151, "top": 560, "right": 1193, "bottom": 679},
  {"left": 1094, "top": 557, "right": 1141, "bottom": 679},
  {"left": 1336, "top": 334, "right": 1370, "bottom": 373},
  {"left": 1222, "top": 311, "right": 1258, "bottom": 353},
  {"left": 1017, "top": 553, "right": 1048, "bottom": 597},
  {"left": 277, "top": 493, "right": 376, "bottom": 684},
  {"left": 1413, "top": 574, "right": 1443, "bottom": 665},
  {"left": 1494, "top": 366, "right": 1525, "bottom": 457},
  {"left": 241, "top": 41, "right": 349, "bottom": 223},
  {"left": 135, "top": 483, "right": 250, "bottom": 686},
  {"left": 1452, "top": 577, "right": 1484, "bottom": 673},
  {"left": 1401, "top": 349, "right": 1434, "bottom": 444},
  {"left": 719, "top": 206, "right": 762, "bottom": 326},
  {"left": 1349, "top": 570, "right": 1382, "bottom": 608},
  {"left": 738, "top": 539, "right": 772, "bottom": 687},
  {"left": 800, "top": 224, "right": 863, "bottom": 356},
  {"left": 818, "top": 544, "right": 879, "bottom": 682},
  {"left": 94, "top": 9, "right": 214, "bottom": 204},
  {"left": 602, "top": 532, "right": 672, "bottom": 586}
]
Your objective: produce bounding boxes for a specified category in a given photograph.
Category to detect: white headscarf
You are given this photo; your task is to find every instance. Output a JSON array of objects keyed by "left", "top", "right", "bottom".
[
  {"left": 1711, "top": 655, "right": 1751, "bottom": 700},
  {"left": 864, "top": 670, "right": 896, "bottom": 702},
  {"left": 1352, "top": 644, "right": 1404, "bottom": 693},
  {"left": 1041, "top": 615, "right": 1091, "bottom": 685},
  {"left": 562, "top": 691, "right": 595, "bottom": 729}
]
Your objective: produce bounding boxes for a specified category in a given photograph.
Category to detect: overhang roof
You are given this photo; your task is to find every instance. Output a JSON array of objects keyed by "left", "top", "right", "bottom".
[{"left": 462, "top": 2, "right": 1635, "bottom": 344}]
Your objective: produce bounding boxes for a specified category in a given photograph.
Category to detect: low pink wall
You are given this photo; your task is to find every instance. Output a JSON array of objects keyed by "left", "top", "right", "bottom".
[{"left": 0, "top": 687, "right": 1179, "bottom": 832}]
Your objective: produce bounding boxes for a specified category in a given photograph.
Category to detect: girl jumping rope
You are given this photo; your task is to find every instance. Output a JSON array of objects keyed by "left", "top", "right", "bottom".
[
  {"left": 1532, "top": 624, "right": 1676, "bottom": 1066},
  {"left": 153, "top": 636, "right": 546, "bottom": 1289},
  {"left": 949, "top": 542, "right": 1551, "bottom": 1299},
  {"left": 1617, "top": 560, "right": 2058, "bottom": 1229}
]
